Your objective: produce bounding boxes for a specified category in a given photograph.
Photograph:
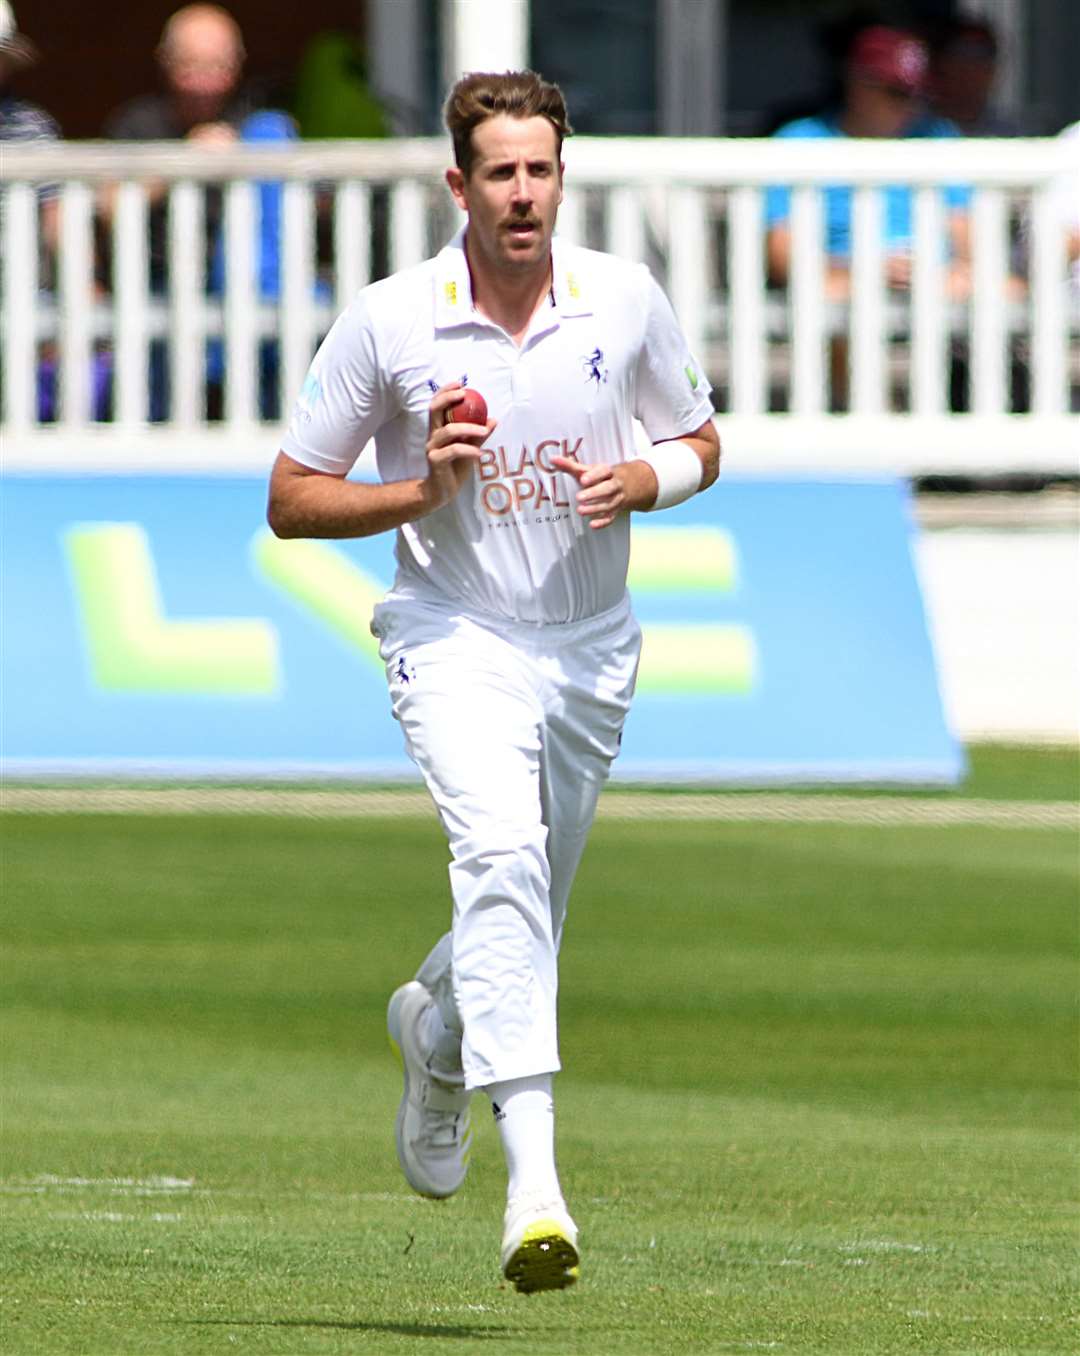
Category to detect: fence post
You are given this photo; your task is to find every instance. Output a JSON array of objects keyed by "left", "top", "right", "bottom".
[
  {"left": 2, "top": 183, "right": 36, "bottom": 430},
  {"left": 224, "top": 179, "right": 258, "bottom": 425},
  {"left": 168, "top": 181, "right": 205, "bottom": 431},
  {"left": 281, "top": 180, "right": 316, "bottom": 416},
  {"left": 790, "top": 185, "right": 825, "bottom": 414},
  {"left": 669, "top": 186, "right": 708, "bottom": 374},
  {"left": 1030, "top": 184, "right": 1067, "bottom": 416},
  {"left": 58, "top": 181, "right": 95, "bottom": 427},
  {"left": 971, "top": 186, "right": 1008, "bottom": 415},
  {"left": 335, "top": 180, "right": 371, "bottom": 311},
  {"left": 114, "top": 181, "right": 149, "bottom": 427},
  {"left": 729, "top": 185, "right": 765, "bottom": 416},
  {"left": 849, "top": 185, "right": 885, "bottom": 414},
  {"left": 912, "top": 186, "right": 947, "bottom": 416}
]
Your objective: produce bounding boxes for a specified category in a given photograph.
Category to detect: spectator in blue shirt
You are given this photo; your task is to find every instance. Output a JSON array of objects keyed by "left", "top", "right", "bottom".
[{"left": 764, "top": 26, "right": 972, "bottom": 302}]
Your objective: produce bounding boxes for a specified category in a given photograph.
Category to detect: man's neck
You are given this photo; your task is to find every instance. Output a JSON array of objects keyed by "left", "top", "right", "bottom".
[{"left": 465, "top": 235, "right": 553, "bottom": 346}]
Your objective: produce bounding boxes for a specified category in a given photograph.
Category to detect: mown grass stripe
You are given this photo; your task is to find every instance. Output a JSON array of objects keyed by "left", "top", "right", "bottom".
[{"left": 0, "top": 786, "right": 1073, "bottom": 828}]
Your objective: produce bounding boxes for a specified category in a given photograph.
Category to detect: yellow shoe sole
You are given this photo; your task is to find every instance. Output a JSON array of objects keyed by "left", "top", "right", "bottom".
[{"left": 503, "top": 1220, "right": 580, "bottom": 1294}]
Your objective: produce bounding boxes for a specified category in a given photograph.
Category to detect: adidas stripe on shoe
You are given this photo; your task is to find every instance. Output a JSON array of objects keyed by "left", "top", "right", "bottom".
[{"left": 387, "top": 980, "right": 472, "bottom": 1199}]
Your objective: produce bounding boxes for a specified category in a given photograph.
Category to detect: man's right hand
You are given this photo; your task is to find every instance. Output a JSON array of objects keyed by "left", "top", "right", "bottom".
[{"left": 421, "top": 384, "right": 496, "bottom": 515}]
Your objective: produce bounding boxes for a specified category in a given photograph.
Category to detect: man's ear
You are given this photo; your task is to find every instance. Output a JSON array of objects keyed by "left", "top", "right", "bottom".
[{"left": 446, "top": 166, "right": 467, "bottom": 212}]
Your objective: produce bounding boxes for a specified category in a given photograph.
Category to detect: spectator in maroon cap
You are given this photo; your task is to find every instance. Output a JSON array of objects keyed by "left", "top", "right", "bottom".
[{"left": 765, "top": 25, "right": 972, "bottom": 302}]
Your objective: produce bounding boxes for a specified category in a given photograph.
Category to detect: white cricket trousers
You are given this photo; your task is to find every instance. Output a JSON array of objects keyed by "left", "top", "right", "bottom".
[{"left": 371, "top": 591, "right": 641, "bottom": 1090}]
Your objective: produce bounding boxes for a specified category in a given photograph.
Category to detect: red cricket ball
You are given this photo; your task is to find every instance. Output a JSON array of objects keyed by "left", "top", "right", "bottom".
[{"left": 444, "top": 388, "right": 488, "bottom": 426}]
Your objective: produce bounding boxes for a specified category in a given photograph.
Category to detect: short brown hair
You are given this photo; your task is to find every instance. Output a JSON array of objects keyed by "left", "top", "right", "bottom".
[{"left": 444, "top": 70, "right": 572, "bottom": 177}]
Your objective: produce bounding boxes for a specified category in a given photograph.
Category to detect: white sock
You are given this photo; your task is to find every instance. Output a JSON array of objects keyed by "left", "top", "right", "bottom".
[
  {"left": 484, "top": 1074, "right": 561, "bottom": 1203},
  {"left": 421, "top": 1001, "right": 463, "bottom": 1080}
]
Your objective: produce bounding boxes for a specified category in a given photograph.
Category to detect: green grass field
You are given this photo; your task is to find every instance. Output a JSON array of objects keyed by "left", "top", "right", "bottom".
[{"left": 3, "top": 749, "right": 1077, "bottom": 1354}]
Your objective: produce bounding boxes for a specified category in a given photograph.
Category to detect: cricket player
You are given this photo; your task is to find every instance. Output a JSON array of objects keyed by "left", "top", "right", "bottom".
[{"left": 267, "top": 69, "right": 720, "bottom": 1293}]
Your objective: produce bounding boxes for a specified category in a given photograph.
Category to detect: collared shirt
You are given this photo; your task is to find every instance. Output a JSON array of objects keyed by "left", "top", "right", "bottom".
[{"left": 281, "top": 229, "right": 713, "bottom": 624}]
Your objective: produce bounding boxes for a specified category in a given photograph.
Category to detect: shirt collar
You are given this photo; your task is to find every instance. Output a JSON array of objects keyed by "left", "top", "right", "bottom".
[{"left": 433, "top": 227, "right": 594, "bottom": 330}]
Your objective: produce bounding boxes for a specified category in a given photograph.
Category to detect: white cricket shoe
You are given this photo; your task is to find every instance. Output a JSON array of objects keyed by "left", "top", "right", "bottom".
[
  {"left": 500, "top": 1191, "right": 580, "bottom": 1294},
  {"left": 386, "top": 980, "right": 471, "bottom": 1199}
]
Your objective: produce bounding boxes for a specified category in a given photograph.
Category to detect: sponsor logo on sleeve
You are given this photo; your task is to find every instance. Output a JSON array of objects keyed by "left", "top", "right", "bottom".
[
  {"left": 685, "top": 363, "right": 699, "bottom": 391},
  {"left": 294, "top": 372, "right": 323, "bottom": 424}
]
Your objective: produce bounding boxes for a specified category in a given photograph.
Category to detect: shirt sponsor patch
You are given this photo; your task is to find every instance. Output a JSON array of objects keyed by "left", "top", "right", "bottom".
[
  {"left": 477, "top": 438, "right": 581, "bottom": 520},
  {"left": 294, "top": 373, "right": 323, "bottom": 422},
  {"left": 685, "top": 363, "right": 699, "bottom": 391}
]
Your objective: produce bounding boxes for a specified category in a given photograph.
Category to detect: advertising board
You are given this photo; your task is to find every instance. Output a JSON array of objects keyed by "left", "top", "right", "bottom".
[{"left": 0, "top": 475, "right": 962, "bottom": 782}]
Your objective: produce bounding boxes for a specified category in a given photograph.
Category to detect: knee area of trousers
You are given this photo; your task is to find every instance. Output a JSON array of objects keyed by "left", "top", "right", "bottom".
[{"left": 450, "top": 833, "right": 550, "bottom": 890}]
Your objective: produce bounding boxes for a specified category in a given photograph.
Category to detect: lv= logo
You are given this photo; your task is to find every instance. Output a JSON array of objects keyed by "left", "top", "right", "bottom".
[
  {"left": 629, "top": 525, "right": 758, "bottom": 695},
  {"left": 62, "top": 524, "right": 755, "bottom": 698}
]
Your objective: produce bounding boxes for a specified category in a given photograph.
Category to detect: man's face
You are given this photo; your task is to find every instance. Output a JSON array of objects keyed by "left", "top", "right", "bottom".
[
  {"left": 446, "top": 115, "right": 563, "bottom": 277},
  {"left": 160, "top": 13, "right": 242, "bottom": 108},
  {"left": 848, "top": 75, "right": 920, "bottom": 137}
]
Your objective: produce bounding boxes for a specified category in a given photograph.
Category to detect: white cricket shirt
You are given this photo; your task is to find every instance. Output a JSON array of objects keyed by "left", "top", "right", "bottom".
[{"left": 281, "top": 229, "right": 714, "bottom": 624}]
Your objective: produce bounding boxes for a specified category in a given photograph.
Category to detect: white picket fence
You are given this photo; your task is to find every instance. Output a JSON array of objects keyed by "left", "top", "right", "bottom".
[{"left": 1, "top": 136, "right": 1076, "bottom": 475}]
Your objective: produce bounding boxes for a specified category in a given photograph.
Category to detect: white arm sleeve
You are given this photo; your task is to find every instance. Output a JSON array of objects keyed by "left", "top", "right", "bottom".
[
  {"left": 633, "top": 273, "right": 715, "bottom": 442},
  {"left": 280, "top": 296, "right": 392, "bottom": 476}
]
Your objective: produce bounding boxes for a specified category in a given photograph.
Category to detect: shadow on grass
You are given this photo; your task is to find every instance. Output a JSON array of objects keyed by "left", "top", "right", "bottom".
[{"left": 179, "top": 1317, "right": 521, "bottom": 1340}]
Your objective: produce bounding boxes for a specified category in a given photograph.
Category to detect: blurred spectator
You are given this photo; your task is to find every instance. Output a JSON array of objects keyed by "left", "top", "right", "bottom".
[
  {"left": 292, "top": 30, "right": 390, "bottom": 139},
  {"left": 1052, "top": 121, "right": 1080, "bottom": 293},
  {"left": 765, "top": 26, "right": 972, "bottom": 303},
  {"left": 0, "top": 0, "right": 59, "bottom": 251},
  {"left": 0, "top": 1, "right": 111, "bottom": 421},
  {"left": 926, "top": 17, "right": 1025, "bottom": 138},
  {"left": 758, "top": 5, "right": 880, "bottom": 137},
  {"left": 0, "top": 0, "right": 53, "bottom": 135},
  {"left": 102, "top": 4, "right": 296, "bottom": 419},
  {"left": 104, "top": 3, "right": 256, "bottom": 143},
  {"left": 102, "top": 4, "right": 293, "bottom": 290}
]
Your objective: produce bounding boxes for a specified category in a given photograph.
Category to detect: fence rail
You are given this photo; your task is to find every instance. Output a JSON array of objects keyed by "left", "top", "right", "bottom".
[{"left": 2, "top": 137, "right": 1077, "bottom": 475}]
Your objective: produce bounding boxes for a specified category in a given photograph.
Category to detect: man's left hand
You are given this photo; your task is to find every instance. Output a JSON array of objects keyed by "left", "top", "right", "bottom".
[
  {"left": 187, "top": 122, "right": 239, "bottom": 147},
  {"left": 551, "top": 456, "right": 647, "bottom": 530}
]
